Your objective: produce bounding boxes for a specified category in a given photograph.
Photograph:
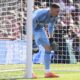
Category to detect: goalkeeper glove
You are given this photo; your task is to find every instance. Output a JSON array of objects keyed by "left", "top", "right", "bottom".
[
  {"left": 49, "top": 38, "right": 58, "bottom": 51},
  {"left": 33, "top": 40, "right": 39, "bottom": 53}
]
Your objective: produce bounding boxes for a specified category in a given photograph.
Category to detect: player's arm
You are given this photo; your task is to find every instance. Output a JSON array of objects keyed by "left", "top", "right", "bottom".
[
  {"left": 48, "top": 16, "right": 60, "bottom": 38},
  {"left": 48, "top": 22, "right": 58, "bottom": 51},
  {"left": 48, "top": 22, "right": 54, "bottom": 38}
]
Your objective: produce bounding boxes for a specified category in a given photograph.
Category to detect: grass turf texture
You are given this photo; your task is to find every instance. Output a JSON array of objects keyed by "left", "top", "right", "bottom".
[{"left": 0, "top": 63, "right": 80, "bottom": 80}]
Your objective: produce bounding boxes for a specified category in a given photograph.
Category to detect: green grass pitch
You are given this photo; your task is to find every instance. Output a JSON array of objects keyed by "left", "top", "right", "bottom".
[{"left": 0, "top": 63, "right": 80, "bottom": 80}]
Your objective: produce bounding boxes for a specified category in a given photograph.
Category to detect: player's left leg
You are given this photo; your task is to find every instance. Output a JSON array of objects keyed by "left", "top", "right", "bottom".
[{"left": 42, "top": 41, "right": 59, "bottom": 78}]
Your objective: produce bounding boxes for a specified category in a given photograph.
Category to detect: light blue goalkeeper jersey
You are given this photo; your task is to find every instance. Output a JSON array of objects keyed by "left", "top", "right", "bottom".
[
  {"left": 33, "top": 8, "right": 59, "bottom": 71},
  {"left": 33, "top": 8, "right": 58, "bottom": 34}
]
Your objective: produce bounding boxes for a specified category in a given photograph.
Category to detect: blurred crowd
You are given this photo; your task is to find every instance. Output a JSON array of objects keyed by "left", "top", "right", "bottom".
[{"left": 33, "top": 0, "right": 80, "bottom": 63}]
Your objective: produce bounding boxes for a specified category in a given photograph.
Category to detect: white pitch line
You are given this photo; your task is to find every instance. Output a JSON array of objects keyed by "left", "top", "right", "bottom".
[{"left": 0, "top": 69, "right": 80, "bottom": 72}]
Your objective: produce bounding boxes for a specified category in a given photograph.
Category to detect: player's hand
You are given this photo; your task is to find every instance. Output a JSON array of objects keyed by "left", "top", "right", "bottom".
[
  {"left": 49, "top": 38, "right": 58, "bottom": 51},
  {"left": 33, "top": 45, "right": 39, "bottom": 53},
  {"left": 33, "top": 40, "right": 39, "bottom": 54}
]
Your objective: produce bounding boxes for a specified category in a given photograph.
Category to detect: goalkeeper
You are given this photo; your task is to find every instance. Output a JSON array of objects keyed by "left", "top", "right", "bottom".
[{"left": 33, "top": 3, "right": 60, "bottom": 78}]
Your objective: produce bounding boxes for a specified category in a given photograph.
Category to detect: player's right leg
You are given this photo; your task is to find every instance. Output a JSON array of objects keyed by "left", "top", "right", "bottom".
[{"left": 33, "top": 27, "right": 59, "bottom": 78}]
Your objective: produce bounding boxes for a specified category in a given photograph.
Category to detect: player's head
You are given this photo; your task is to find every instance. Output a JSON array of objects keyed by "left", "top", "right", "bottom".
[{"left": 50, "top": 3, "right": 60, "bottom": 17}]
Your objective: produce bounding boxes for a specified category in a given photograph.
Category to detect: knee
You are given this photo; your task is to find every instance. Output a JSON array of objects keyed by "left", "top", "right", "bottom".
[{"left": 44, "top": 45, "right": 51, "bottom": 51}]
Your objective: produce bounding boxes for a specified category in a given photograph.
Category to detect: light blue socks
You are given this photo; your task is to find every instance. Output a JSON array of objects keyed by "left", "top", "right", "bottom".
[{"left": 44, "top": 50, "right": 51, "bottom": 72}]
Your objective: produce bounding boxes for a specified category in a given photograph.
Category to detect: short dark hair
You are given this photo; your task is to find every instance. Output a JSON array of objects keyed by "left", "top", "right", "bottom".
[{"left": 50, "top": 3, "right": 60, "bottom": 8}]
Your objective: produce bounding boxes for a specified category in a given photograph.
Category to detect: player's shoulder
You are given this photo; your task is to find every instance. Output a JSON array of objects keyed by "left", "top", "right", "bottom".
[
  {"left": 33, "top": 8, "right": 50, "bottom": 14},
  {"left": 37, "top": 8, "right": 49, "bottom": 11},
  {"left": 33, "top": 8, "right": 50, "bottom": 19}
]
